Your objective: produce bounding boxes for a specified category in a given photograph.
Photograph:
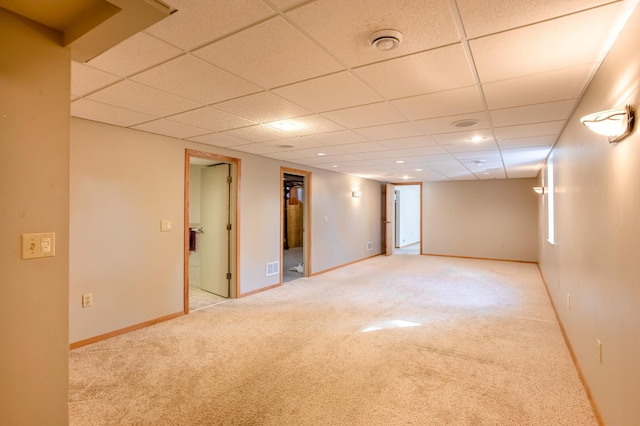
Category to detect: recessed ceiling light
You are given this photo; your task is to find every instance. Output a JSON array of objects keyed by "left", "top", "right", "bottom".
[
  {"left": 483, "top": 172, "right": 491, "bottom": 175},
  {"left": 317, "top": 152, "right": 326, "bottom": 156},
  {"left": 394, "top": 160, "right": 405, "bottom": 164},
  {"left": 452, "top": 119, "right": 479, "bottom": 128},
  {"left": 469, "top": 136, "right": 485, "bottom": 143},
  {"left": 270, "top": 120, "right": 301, "bottom": 131},
  {"left": 331, "top": 165, "right": 339, "bottom": 168},
  {"left": 403, "top": 175, "right": 410, "bottom": 180},
  {"left": 370, "top": 29, "right": 403, "bottom": 51},
  {"left": 414, "top": 168, "right": 423, "bottom": 171}
]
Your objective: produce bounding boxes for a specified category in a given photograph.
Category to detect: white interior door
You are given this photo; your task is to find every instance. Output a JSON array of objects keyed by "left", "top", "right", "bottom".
[
  {"left": 385, "top": 183, "right": 396, "bottom": 256},
  {"left": 200, "top": 164, "right": 230, "bottom": 297}
]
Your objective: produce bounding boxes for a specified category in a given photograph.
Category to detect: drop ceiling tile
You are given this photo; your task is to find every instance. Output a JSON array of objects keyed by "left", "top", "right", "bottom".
[
  {"left": 322, "top": 102, "right": 407, "bottom": 128},
  {"left": 490, "top": 100, "right": 576, "bottom": 127},
  {"left": 451, "top": 150, "right": 501, "bottom": 160},
  {"left": 131, "top": 119, "right": 210, "bottom": 139},
  {"left": 355, "top": 122, "right": 424, "bottom": 141},
  {"left": 273, "top": 71, "right": 382, "bottom": 113},
  {"left": 414, "top": 112, "right": 490, "bottom": 135},
  {"left": 442, "top": 140, "right": 499, "bottom": 153},
  {"left": 495, "top": 121, "right": 565, "bottom": 140},
  {"left": 304, "top": 130, "right": 369, "bottom": 145},
  {"left": 336, "top": 142, "right": 390, "bottom": 154},
  {"left": 354, "top": 44, "right": 475, "bottom": 99},
  {"left": 71, "top": 61, "right": 120, "bottom": 97},
  {"left": 395, "top": 146, "right": 448, "bottom": 156},
  {"left": 291, "top": 155, "right": 358, "bottom": 166},
  {"left": 498, "top": 135, "right": 557, "bottom": 150},
  {"left": 223, "top": 124, "right": 293, "bottom": 142},
  {"left": 270, "top": 0, "right": 307, "bottom": 10},
  {"left": 87, "top": 32, "right": 182, "bottom": 77},
  {"left": 423, "top": 160, "right": 472, "bottom": 178},
  {"left": 167, "top": 107, "right": 255, "bottom": 132},
  {"left": 71, "top": 99, "right": 156, "bottom": 127},
  {"left": 378, "top": 136, "right": 438, "bottom": 150},
  {"left": 278, "top": 146, "right": 348, "bottom": 159},
  {"left": 482, "top": 64, "right": 594, "bottom": 110},
  {"left": 457, "top": 0, "right": 614, "bottom": 38},
  {"left": 187, "top": 133, "right": 252, "bottom": 148},
  {"left": 391, "top": 86, "right": 483, "bottom": 121},
  {"left": 266, "top": 115, "right": 344, "bottom": 136},
  {"left": 145, "top": 0, "right": 275, "bottom": 50},
  {"left": 431, "top": 129, "right": 495, "bottom": 145},
  {"left": 286, "top": 0, "right": 460, "bottom": 67},
  {"left": 502, "top": 146, "right": 552, "bottom": 167},
  {"left": 470, "top": 2, "right": 627, "bottom": 83},
  {"left": 263, "top": 137, "right": 322, "bottom": 150},
  {"left": 229, "top": 143, "right": 280, "bottom": 155},
  {"left": 87, "top": 80, "right": 200, "bottom": 116},
  {"left": 193, "top": 16, "right": 343, "bottom": 89},
  {"left": 131, "top": 55, "right": 261, "bottom": 105},
  {"left": 213, "top": 92, "right": 310, "bottom": 124},
  {"left": 358, "top": 150, "right": 400, "bottom": 161},
  {"left": 405, "top": 153, "right": 456, "bottom": 163}
]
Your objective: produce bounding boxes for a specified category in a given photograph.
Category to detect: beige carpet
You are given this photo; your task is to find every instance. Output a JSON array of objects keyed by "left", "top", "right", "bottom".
[{"left": 69, "top": 255, "right": 597, "bottom": 425}]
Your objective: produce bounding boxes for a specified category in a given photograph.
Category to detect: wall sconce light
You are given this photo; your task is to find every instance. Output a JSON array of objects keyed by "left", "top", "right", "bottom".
[
  {"left": 352, "top": 191, "right": 361, "bottom": 198},
  {"left": 580, "top": 104, "right": 634, "bottom": 143},
  {"left": 533, "top": 186, "right": 545, "bottom": 194}
]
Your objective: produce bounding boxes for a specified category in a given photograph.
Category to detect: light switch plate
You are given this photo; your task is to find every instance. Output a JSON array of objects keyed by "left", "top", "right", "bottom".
[
  {"left": 22, "top": 232, "right": 56, "bottom": 259},
  {"left": 161, "top": 219, "right": 172, "bottom": 232}
]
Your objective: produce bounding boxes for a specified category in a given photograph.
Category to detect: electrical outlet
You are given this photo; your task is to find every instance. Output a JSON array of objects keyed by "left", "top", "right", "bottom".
[
  {"left": 597, "top": 339, "right": 602, "bottom": 363},
  {"left": 566, "top": 293, "right": 571, "bottom": 308},
  {"left": 82, "top": 293, "right": 93, "bottom": 308}
]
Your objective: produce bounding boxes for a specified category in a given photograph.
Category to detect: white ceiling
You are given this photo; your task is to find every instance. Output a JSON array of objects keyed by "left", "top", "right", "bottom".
[{"left": 69, "top": 0, "right": 639, "bottom": 182}]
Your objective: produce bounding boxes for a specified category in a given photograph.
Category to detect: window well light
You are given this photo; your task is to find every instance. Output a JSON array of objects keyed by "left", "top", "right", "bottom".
[{"left": 580, "top": 105, "right": 634, "bottom": 143}]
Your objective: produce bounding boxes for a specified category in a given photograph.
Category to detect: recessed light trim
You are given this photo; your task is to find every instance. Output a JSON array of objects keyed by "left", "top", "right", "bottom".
[
  {"left": 452, "top": 119, "right": 479, "bottom": 128},
  {"left": 370, "top": 29, "right": 403, "bottom": 51},
  {"left": 317, "top": 152, "right": 326, "bottom": 156},
  {"left": 394, "top": 160, "right": 405, "bottom": 164}
]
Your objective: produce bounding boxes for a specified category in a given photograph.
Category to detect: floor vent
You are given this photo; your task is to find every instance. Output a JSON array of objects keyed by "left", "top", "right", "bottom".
[{"left": 266, "top": 261, "right": 279, "bottom": 276}]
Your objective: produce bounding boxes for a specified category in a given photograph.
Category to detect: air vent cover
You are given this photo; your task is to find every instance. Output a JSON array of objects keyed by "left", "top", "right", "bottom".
[{"left": 266, "top": 261, "right": 279, "bottom": 277}]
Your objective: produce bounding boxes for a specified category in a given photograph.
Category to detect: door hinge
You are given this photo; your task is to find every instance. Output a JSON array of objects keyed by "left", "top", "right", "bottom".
[
  {"left": 226, "top": 223, "right": 232, "bottom": 231},
  {"left": 226, "top": 272, "right": 232, "bottom": 280},
  {"left": 227, "top": 175, "right": 232, "bottom": 183}
]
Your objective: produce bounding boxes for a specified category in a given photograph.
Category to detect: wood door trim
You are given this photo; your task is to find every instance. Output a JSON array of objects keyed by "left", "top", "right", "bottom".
[
  {"left": 281, "top": 167, "right": 312, "bottom": 280},
  {"left": 185, "top": 149, "right": 241, "bottom": 313}
]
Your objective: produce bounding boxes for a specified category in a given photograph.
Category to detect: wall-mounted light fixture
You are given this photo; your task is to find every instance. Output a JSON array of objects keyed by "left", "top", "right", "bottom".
[
  {"left": 352, "top": 191, "right": 362, "bottom": 198},
  {"left": 533, "top": 186, "right": 545, "bottom": 194},
  {"left": 580, "top": 104, "right": 634, "bottom": 143}
]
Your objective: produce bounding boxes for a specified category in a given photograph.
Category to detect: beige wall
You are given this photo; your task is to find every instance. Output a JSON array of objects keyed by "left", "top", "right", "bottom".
[
  {"left": 538, "top": 5, "right": 640, "bottom": 424},
  {"left": 0, "top": 10, "right": 70, "bottom": 424},
  {"left": 422, "top": 179, "right": 538, "bottom": 262},
  {"left": 69, "top": 118, "right": 383, "bottom": 342}
]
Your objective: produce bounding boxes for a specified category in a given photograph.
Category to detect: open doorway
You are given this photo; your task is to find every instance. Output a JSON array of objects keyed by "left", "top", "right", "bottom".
[
  {"left": 385, "top": 183, "right": 422, "bottom": 256},
  {"left": 184, "top": 150, "right": 239, "bottom": 313},
  {"left": 281, "top": 167, "right": 311, "bottom": 283}
]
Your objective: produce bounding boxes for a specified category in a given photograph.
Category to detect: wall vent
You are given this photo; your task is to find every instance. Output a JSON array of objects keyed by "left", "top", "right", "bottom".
[
  {"left": 266, "top": 261, "right": 279, "bottom": 276},
  {"left": 367, "top": 242, "right": 373, "bottom": 251}
]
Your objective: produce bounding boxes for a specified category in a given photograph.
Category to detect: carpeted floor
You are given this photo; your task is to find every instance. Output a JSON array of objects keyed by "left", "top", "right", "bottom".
[{"left": 69, "top": 255, "right": 596, "bottom": 425}]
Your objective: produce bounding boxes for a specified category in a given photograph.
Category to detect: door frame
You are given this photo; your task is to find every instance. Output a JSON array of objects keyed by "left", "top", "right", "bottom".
[
  {"left": 280, "top": 167, "right": 312, "bottom": 282},
  {"left": 385, "top": 182, "right": 424, "bottom": 256},
  {"left": 184, "top": 149, "right": 241, "bottom": 313}
]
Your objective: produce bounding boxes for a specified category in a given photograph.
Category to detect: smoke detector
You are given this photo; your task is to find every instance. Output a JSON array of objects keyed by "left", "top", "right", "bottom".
[{"left": 370, "top": 30, "right": 403, "bottom": 51}]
